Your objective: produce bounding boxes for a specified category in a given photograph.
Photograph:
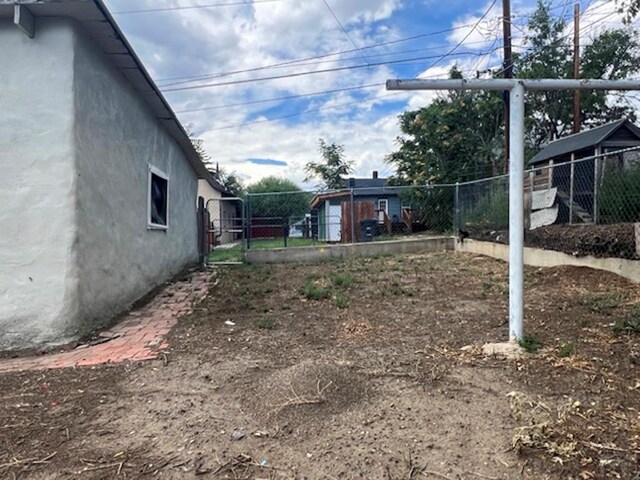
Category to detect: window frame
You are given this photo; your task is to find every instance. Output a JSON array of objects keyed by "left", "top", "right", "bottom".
[{"left": 147, "top": 164, "right": 169, "bottom": 230}]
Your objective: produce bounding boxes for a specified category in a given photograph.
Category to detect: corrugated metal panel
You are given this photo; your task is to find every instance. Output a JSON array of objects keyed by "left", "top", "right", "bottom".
[
  {"left": 531, "top": 187, "right": 557, "bottom": 210},
  {"left": 530, "top": 205, "right": 559, "bottom": 230}
]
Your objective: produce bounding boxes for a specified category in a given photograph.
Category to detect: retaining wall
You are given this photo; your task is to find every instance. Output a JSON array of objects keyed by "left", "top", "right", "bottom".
[
  {"left": 245, "top": 237, "right": 454, "bottom": 264},
  {"left": 456, "top": 239, "right": 640, "bottom": 283}
]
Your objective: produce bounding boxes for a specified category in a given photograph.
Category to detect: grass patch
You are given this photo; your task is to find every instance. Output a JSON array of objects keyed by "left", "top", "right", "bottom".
[
  {"left": 334, "top": 293, "right": 349, "bottom": 309},
  {"left": 389, "top": 281, "right": 414, "bottom": 297},
  {"left": 256, "top": 317, "right": 276, "bottom": 329},
  {"left": 579, "top": 292, "right": 626, "bottom": 314},
  {"left": 248, "top": 238, "right": 317, "bottom": 250},
  {"left": 300, "top": 282, "right": 332, "bottom": 301},
  {"left": 558, "top": 342, "right": 574, "bottom": 358},
  {"left": 208, "top": 244, "right": 244, "bottom": 263},
  {"left": 612, "top": 308, "right": 640, "bottom": 335},
  {"left": 519, "top": 333, "right": 541, "bottom": 353},
  {"left": 330, "top": 273, "right": 357, "bottom": 289}
]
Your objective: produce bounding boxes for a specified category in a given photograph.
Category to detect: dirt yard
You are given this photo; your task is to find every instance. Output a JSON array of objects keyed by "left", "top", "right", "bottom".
[{"left": 1, "top": 252, "right": 639, "bottom": 479}]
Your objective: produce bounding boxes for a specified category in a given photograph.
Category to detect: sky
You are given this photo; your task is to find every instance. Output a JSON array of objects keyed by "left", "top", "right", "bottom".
[{"left": 101, "top": 0, "right": 633, "bottom": 189}]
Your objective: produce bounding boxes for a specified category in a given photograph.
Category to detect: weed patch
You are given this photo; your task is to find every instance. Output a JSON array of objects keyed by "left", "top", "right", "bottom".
[
  {"left": 334, "top": 293, "right": 349, "bottom": 309},
  {"left": 256, "top": 317, "right": 276, "bottom": 329},
  {"left": 331, "top": 273, "right": 357, "bottom": 289},
  {"left": 612, "top": 308, "right": 640, "bottom": 335},
  {"left": 519, "top": 333, "right": 541, "bottom": 353},
  {"left": 300, "top": 282, "right": 331, "bottom": 301}
]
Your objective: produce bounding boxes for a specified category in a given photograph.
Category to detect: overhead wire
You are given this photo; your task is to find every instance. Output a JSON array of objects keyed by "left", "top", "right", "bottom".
[
  {"left": 162, "top": 49, "right": 501, "bottom": 92},
  {"left": 111, "top": 0, "right": 281, "bottom": 14},
  {"left": 320, "top": 0, "right": 370, "bottom": 65},
  {"left": 156, "top": 22, "right": 495, "bottom": 87}
]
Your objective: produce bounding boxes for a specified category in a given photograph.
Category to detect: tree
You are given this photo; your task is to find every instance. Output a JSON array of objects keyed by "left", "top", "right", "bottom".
[
  {"left": 213, "top": 167, "right": 245, "bottom": 197},
  {"left": 517, "top": 0, "right": 639, "bottom": 148},
  {"left": 387, "top": 66, "right": 504, "bottom": 186},
  {"left": 304, "top": 139, "right": 354, "bottom": 190},
  {"left": 246, "top": 176, "right": 311, "bottom": 219}
]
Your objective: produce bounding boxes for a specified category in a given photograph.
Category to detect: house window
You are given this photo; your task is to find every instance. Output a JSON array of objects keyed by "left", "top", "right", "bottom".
[{"left": 148, "top": 165, "right": 169, "bottom": 229}]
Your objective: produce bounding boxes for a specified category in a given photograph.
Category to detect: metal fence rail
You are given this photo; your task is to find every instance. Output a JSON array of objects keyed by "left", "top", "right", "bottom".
[{"left": 205, "top": 145, "right": 640, "bottom": 262}]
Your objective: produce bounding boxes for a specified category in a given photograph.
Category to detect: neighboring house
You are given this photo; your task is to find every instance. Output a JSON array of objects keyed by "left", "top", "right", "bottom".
[
  {"left": 0, "top": 0, "right": 211, "bottom": 349},
  {"left": 527, "top": 119, "right": 640, "bottom": 226},
  {"left": 198, "top": 174, "right": 241, "bottom": 246},
  {"left": 310, "top": 171, "right": 410, "bottom": 242}
]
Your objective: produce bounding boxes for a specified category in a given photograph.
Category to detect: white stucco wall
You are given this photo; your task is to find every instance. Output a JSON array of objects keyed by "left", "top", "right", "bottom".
[
  {"left": 0, "top": 18, "right": 200, "bottom": 349},
  {"left": 72, "top": 22, "right": 199, "bottom": 334},
  {"left": 0, "top": 19, "right": 79, "bottom": 349}
]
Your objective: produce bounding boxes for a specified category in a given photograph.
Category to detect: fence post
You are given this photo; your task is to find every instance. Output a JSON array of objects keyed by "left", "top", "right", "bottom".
[
  {"left": 246, "top": 194, "right": 252, "bottom": 250},
  {"left": 593, "top": 148, "right": 601, "bottom": 224},
  {"left": 454, "top": 182, "right": 460, "bottom": 232},
  {"left": 569, "top": 153, "right": 575, "bottom": 224},
  {"left": 350, "top": 188, "right": 355, "bottom": 244}
]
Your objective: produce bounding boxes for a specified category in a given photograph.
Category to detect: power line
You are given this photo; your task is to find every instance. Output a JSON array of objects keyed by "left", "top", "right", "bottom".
[
  {"left": 321, "top": 0, "right": 370, "bottom": 65},
  {"left": 163, "top": 49, "right": 501, "bottom": 92},
  {"left": 428, "top": 0, "right": 499, "bottom": 71},
  {"left": 206, "top": 68, "right": 480, "bottom": 131},
  {"left": 175, "top": 82, "right": 383, "bottom": 113},
  {"left": 161, "top": 37, "right": 498, "bottom": 89},
  {"left": 157, "top": 22, "right": 492, "bottom": 87},
  {"left": 111, "top": 0, "right": 281, "bottom": 15}
]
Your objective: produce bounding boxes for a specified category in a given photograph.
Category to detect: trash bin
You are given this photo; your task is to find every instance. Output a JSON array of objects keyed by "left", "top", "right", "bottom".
[{"left": 360, "top": 219, "right": 378, "bottom": 242}]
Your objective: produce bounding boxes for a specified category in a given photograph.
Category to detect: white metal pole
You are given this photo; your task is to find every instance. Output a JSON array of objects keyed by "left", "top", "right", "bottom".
[{"left": 508, "top": 82, "right": 525, "bottom": 341}]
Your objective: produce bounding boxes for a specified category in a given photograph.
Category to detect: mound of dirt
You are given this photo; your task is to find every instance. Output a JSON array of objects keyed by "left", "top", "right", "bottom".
[{"left": 243, "top": 359, "right": 371, "bottom": 426}]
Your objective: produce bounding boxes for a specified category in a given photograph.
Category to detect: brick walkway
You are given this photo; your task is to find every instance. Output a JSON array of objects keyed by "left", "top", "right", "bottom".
[{"left": 0, "top": 271, "right": 211, "bottom": 373}]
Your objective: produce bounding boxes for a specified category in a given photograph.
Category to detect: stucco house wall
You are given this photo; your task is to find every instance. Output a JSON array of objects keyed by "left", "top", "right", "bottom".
[
  {"left": 0, "top": 18, "right": 79, "bottom": 348},
  {"left": 0, "top": 17, "right": 200, "bottom": 349},
  {"left": 72, "top": 21, "right": 198, "bottom": 334}
]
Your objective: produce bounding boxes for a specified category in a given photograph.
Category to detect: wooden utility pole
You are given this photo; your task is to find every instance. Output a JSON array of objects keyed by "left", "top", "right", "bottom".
[
  {"left": 573, "top": 1, "right": 581, "bottom": 133},
  {"left": 503, "top": 0, "right": 513, "bottom": 172}
]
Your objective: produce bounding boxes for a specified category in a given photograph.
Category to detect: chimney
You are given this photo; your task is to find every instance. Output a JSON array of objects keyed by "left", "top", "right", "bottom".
[{"left": 372, "top": 171, "right": 378, "bottom": 179}]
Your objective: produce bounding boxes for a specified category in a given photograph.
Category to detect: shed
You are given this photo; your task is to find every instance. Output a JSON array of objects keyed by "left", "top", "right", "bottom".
[
  {"left": 0, "top": 0, "right": 211, "bottom": 349},
  {"left": 527, "top": 119, "right": 640, "bottom": 224}
]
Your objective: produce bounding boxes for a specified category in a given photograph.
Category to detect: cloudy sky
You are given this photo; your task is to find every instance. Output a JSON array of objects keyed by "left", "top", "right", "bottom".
[{"left": 101, "top": 0, "right": 632, "bottom": 188}]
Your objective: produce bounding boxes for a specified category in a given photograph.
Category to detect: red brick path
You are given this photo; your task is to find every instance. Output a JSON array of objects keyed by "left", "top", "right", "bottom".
[{"left": 0, "top": 271, "right": 210, "bottom": 373}]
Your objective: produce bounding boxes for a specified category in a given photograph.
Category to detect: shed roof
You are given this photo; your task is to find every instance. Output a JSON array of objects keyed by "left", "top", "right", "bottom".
[
  {"left": 0, "top": 0, "right": 210, "bottom": 179},
  {"left": 530, "top": 119, "right": 640, "bottom": 165}
]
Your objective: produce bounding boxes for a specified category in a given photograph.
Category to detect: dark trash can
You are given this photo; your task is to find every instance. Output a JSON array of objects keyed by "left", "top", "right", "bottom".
[{"left": 360, "top": 219, "right": 378, "bottom": 242}]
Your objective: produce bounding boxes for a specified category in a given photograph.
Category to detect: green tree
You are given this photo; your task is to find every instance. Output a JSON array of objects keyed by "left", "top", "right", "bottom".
[
  {"left": 246, "top": 176, "right": 311, "bottom": 218},
  {"left": 213, "top": 168, "right": 245, "bottom": 197},
  {"left": 304, "top": 139, "right": 354, "bottom": 190},
  {"left": 517, "top": 1, "right": 639, "bottom": 148},
  {"left": 387, "top": 66, "right": 504, "bottom": 185}
]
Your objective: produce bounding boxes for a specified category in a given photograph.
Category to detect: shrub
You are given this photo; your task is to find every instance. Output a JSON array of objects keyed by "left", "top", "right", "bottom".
[
  {"left": 599, "top": 164, "right": 640, "bottom": 223},
  {"left": 466, "top": 186, "right": 509, "bottom": 230}
]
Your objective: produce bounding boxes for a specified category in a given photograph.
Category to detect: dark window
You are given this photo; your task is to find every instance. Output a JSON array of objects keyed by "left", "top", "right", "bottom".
[{"left": 148, "top": 168, "right": 168, "bottom": 228}]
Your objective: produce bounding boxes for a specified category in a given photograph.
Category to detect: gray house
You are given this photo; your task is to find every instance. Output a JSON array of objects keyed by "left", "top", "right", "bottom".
[{"left": 0, "top": 0, "right": 210, "bottom": 349}]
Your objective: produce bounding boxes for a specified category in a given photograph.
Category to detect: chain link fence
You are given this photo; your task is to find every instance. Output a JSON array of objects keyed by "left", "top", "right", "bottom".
[
  {"left": 206, "top": 145, "right": 640, "bottom": 263},
  {"left": 459, "top": 145, "right": 640, "bottom": 259}
]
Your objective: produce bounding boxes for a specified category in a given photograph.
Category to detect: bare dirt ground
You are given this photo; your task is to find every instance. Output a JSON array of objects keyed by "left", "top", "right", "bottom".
[{"left": 1, "top": 252, "right": 639, "bottom": 480}]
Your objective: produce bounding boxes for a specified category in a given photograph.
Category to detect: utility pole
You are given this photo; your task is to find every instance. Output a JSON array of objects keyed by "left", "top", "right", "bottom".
[
  {"left": 573, "top": 1, "right": 581, "bottom": 133},
  {"left": 502, "top": 0, "right": 514, "bottom": 172}
]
